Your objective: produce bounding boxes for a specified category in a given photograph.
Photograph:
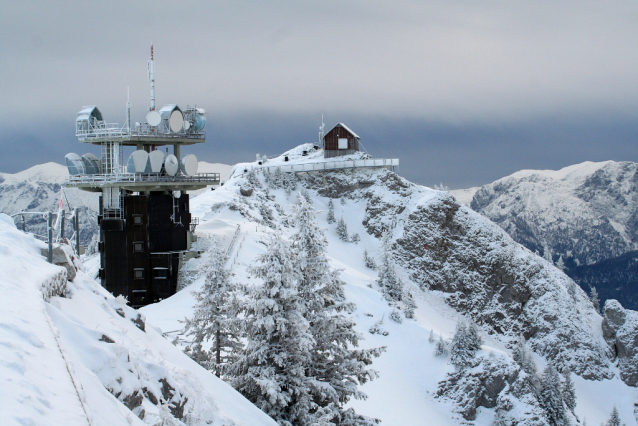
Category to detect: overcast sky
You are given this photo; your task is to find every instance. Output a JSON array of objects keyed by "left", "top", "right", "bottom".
[{"left": 1, "top": 1, "right": 637, "bottom": 188}]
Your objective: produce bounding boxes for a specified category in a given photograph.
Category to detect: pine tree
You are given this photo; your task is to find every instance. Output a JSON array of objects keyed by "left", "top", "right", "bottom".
[
  {"left": 561, "top": 370, "right": 576, "bottom": 413},
  {"left": 363, "top": 249, "right": 376, "bottom": 270},
  {"left": 539, "top": 362, "right": 566, "bottom": 426},
  {"left": 377, "top": 232, "right": 403, "bottom": 302},
  {"left": 512, "top": 335, "right": 537, "bottom": 377},
  {"left": 428, "top": 330, "right": 435, "bottom": 344},
  {"left": 449, "top": 320, "right": 482, "bottom": 369},
  {"left": 227, "top": 235, "right": 314, "bottom": 426},
  {"left": 556, "top": 255, "right": 565, "bottom": 271},
  {"left": 590, "top": 286, "right": 600, "bottom": 313},
  {"left": 183, "top": 244, "right": 242, "bottom": 377},
  {"left": 434, "top": 335, "right": 448, "bottom": 356},
  {"left": 327, "top": 199, "right": 335, "bottom": 224},
  {"left": 351, "top": 233, "right": 360, "bottom": 244},
  {"left": 337, "top": 217, "right": 349, "bottom": 241},
  {"left": 291, "top": 198, "right": 384, "bottom": 425},
  {"left": 604, "top": 406, "right": 623, "bottom": 426}
]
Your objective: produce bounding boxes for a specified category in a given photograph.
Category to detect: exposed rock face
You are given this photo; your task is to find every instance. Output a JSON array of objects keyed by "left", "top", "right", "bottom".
[
  {"left": 602, "top": 299, "right": 638, "bottom": 386},
  {"left": 436, "top": 355, "right": 545, "bottom": 424},
  {"left": 40, "top": 243, "right": 79, "bottom": 282},
  {"left": 455, "top": 161, "right": 638, "bottom": 309},
  {"left": 297, "top": 167, "right": 612, "bottom": 381}
]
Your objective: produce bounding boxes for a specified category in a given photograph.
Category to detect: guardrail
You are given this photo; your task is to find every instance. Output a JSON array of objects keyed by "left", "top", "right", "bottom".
[
  {"left": 76, "top": 123, "right": 205, "bottom": 141},
  {"left": 233, "top": 158, "right": 399, "bottom": 178},
  {"left": 66, "top": 172, "right": 220, "bottom": 186}
]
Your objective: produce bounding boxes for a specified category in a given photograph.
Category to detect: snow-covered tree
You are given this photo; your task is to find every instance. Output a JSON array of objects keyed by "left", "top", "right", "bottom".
[
  {"left": 543, "top": 245, "right": 553, "bottom": 263},
  {"left": 291, "top": 198, "right": 384, "bottom": 425},
  {"left": 227, "top": 234, "right": 314, "bottom": 426},
  {"left": 183, "top": 244, "right": 242, "bottom": 377},
  {"left": 351, "top": 233, "right": 360, "bottom": 244},
  {"left": 449, "top": 320, "right": 482, "bottom": 369},
  {"left": 377, "top": 232, "right": 403, "bottom": 302},
  {"left": 561, "top": 370, "right": 576, "bottom": 413},
  {"left": 590, "top": 286, "right": 600, "bottom": 313},
  {"left": 539, "top": 362, "right": 566, "bottom": 426},
  {"left": 363, "top": 249, "right": 376, "bottom": 270},
  {"left": 246, "top": 167, "right": 261, "bottom": 188},
  {"left": 336, "top": 217, "right": 349, "bottom": 241},
  {"left": 512, "top": 335, "right": 537, "bottom": 377},
  {"left": 434, "top": 336, "right": 448, "bottom": 356},
  {"left": 428, "top": 330, "right": 435, "bottom": 344},
  {"left": 604, "top": 406, "right": 623, "bottom": 426},
  {"left": 403, "top": 290, "right": 416, "bottom": 319},
  {"left": 555, "top": 255, "right": 565, "bottom": 271},
  {"left": 327, "top": 199, "right": 335, "bottom": 224}
]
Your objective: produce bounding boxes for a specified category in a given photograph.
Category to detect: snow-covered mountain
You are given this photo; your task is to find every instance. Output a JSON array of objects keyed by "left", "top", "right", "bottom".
[
  {"left": 451, "top": 161, "right": 638, "bottom": 310},
  {"left": 3, "top": 149, "right": 637, "bottom": 425},
  {"left": 0, "top": 213, "right": 277, "bottom": 426},
  {"left": 133, "top": 145, "right": 637, "bottom": 425}
]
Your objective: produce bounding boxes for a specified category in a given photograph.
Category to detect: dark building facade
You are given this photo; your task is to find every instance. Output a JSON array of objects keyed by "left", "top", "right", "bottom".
[
  {"left": 323, "top": 123, "right": 360, "bottom": 158},
  {"left": 98, "top": 192, "right": 191, "bottom": 307}
]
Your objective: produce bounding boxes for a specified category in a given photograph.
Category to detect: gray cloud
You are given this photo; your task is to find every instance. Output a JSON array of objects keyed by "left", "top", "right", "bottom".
[{"left": 1, "top": 1, "right": 637, "bottom": 187}]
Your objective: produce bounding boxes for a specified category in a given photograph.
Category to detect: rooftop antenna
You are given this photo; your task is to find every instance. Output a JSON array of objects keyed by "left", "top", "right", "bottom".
[
  {"left": 126, "top": 86, "right": 131, "bottom": 133},
  {"left": 318, "top": 114, "right": 325, "bottom": 148},
  {"left": 148, "top": 44, "right": 155, "bottom": 111}
]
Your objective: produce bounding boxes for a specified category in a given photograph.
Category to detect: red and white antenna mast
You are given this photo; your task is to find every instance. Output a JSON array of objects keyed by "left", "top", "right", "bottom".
[{"left": 148, "top": 44, "right": 155, "bottom": 111}]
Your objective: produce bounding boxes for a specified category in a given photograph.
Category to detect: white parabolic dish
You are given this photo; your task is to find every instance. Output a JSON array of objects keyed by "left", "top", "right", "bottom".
[
  {"left": 148, "top": 150, "right": 165, "bottom": 173},
  {"left": 181, "top": 154, "right": 198, "bottom": 176},
  {"left": 146, "top": 110, "right": 161, "bottom": 127},
  {"left": 169, "top": 110, "right": 184, "bottom": 132},
  {"left": 165, "top": 154, "right": 179, "bottom": 176}
]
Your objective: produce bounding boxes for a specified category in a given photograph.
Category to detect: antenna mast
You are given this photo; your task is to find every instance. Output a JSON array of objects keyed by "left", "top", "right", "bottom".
[
  {"left": 148, "top": 44, "right": 155, "bottom": 111},
  {"left": 319, "top": 114, "right": 325, "bottom": 147}
]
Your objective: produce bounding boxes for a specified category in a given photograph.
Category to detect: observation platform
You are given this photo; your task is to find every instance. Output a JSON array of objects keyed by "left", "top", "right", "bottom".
[
  {"left": 66, "top": 172, "right": 220, "bottom": 192},
  {"left": 76, "top": 124, "right": 205, "bottom": 145}
]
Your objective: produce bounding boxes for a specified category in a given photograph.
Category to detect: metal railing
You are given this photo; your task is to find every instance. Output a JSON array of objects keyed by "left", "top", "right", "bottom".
[
  {"left": 66, "top": 172, "right": 220, "bottom": 186},
  {"left": 76, "top": 122, "right": 205, "bottom": 142},
  {"left": 233, "top": 158, "right": 399, "bottom": 178}
]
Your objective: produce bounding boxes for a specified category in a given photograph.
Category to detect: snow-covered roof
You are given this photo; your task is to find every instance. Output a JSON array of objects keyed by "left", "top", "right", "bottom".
[
  {"left": 333, "top": 122, "right": 360, "bottom": 139},
  {"left": 75, "top": 105, "right": 103, "bottom": 123}
]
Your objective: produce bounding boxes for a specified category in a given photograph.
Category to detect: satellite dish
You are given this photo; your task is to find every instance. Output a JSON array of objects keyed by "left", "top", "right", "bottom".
[
  {"left": 148, "top": 150, "right": 165, "bottom": 173},
  {"left": 165, "top": 154, "right": 179, "bottom": 176},
  {"left": 183, "top": 120, "right": 191, "bottom": 131},
  {"left": 169, "top": 110, "right": 184, "bottom": 132},
  {"left": 181, "top": 154, "right": 198, "bottom": 176},
  {"left": 128, "top": 150, "right": 150, "bottom": 173},
  {"left": 146, "top": 110, "right": 161, "bottom": 127}
]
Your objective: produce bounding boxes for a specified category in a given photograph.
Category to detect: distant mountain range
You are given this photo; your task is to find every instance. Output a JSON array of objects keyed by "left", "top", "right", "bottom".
[
  {"left": 0, "top": 162, "right": 233, "bottom": 251},
  {"left": 451, "top": 160, "right": 638, "bottom": 310}
]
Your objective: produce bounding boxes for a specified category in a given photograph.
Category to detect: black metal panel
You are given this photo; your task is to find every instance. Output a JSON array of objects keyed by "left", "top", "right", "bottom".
[{"left": 99, "top": 191, "right": 191, "bottom": 308}]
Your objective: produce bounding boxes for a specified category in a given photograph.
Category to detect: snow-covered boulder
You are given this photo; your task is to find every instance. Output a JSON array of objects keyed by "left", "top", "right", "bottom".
[{"left": 602, "top": 299, "right": 638, "bottom": 386}]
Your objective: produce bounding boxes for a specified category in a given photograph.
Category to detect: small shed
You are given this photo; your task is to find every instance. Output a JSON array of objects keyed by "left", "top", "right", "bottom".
[{"left": 323, "top": 123, "right": 360, "bottom": 158}]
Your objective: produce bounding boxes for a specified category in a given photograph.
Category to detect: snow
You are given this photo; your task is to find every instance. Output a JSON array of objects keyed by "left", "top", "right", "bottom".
[
  {"left": 4, "top": 152, "right": 638, "bottom": 425},
  {"left": 0, "top": 218, "right": 277, "bottom": 426},
  {"left": 142, "top": 148, "right": 638, "bottom": 426}
]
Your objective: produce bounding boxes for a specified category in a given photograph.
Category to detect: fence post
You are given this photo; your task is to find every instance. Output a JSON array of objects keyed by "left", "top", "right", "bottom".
[
  {"left": 59, "top": 209, "right": 65, "bottom": 241},
  {"left": 75, "top": 209, "right": 81, "bottom": 260},
  {"left": 47, "top": 212, "right": 53, "bottom": 263}
]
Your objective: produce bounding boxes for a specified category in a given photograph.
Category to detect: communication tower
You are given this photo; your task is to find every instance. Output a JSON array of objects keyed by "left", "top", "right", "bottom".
[{"left": 65, "top": 46, "right": 219, "bottom": 307}]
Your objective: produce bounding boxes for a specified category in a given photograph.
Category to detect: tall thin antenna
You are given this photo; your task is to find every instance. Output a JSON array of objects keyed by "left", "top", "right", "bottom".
[
  {"left": 148, "top": 44, "right": 155, "bottom": 111},
  {"left": 318, "top": 114, "right": 325, "bottom": 147},
  {"left": 126, "top": 86, "right": 131, "bottom": 133}
]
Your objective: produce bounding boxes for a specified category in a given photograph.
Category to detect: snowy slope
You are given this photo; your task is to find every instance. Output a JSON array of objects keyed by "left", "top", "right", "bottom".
[
  {"left": 142, "top": 145, "right": 638, "bottom": 426},
  {"left": 0, "top": 215, "right": 277, "bottom": 426}
]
